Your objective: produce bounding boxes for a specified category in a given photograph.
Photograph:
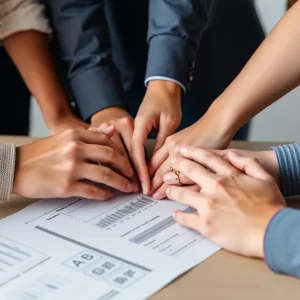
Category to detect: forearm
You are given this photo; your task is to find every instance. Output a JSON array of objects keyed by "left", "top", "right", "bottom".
[
  {"left": 3, "top": 31, "right": 73, "bottom": 128},
  {"left": 207, "top": 2, "right": 300, "bottom": 136}
]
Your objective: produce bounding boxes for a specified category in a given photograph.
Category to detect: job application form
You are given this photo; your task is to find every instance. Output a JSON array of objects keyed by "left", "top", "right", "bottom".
[{"left": 0, "top": 193, "right": 220, "bottom": 299}]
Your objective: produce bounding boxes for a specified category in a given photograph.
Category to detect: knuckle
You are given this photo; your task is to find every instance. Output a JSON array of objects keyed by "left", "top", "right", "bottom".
[
  {"left": 201, "top": 217, "right": 212, "bottom": 237},
  {"left": 120, "top": 117, "right": 133, "bottom": 127},
  {"left": 101, "top": 166, "right": 112, "bottom": 181},
  {"left": 213, "top": 176, "right": 227, "bottom": 189},
  {"left": 57, "top": 179, "right": 72, "bottom": 197},
  {"left": 105, "top": 146, "right": 115, "bottom": 162},
  {"left": 202, "top": 150, "right": 215, "bottom": 160},
  {"left": 66, "top": 140, "right": 81, "bottom": 157},
  {"left": 65, "top": 128, "right": 80, "bottom": 140},
  {"left": 206, "top": 197, "right": 217, "bottom": 210},
  {"left": 165, "top": 136, "right": 177, "bottom": 149}
]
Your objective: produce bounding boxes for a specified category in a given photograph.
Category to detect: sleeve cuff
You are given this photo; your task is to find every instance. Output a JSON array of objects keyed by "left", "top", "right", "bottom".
[
  {"left": 0, "top": 3, "right": 52, "bottom": 41},
  {"left": 145, "top": 34, "right": 197, "bottom": 92},
  {"left": 271, "top": 143, "right": 300, "bottom": 197},
  {"left": 70, "top": 66, "right": 126, "bottom": 121},
  {"left": 145, "top": 76, "right": 186, "bottom": 94},
  {"left": 264, "top": 208, "right": 300, "bottom": 277},
  {"left": 0, "top": 143, "right": 16, "bottom": 201}
]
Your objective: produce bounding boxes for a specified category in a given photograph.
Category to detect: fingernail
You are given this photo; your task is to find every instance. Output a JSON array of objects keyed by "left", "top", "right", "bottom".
[
  {"left": 166, "top": 188, "right": 170, "bottom": 195},
  {"left": 163, "top": 174, "right": 172, "bottom": 183},
  {"left": 101, "top": 125, "right": 114, "bottom": 133},
  {"left": 141, "top": 182, "right": 148, "bottom": 195},
  {"left": 153, "top": 192, "right": 160, "bottom": 199},
  {"left": 180, "top": 145, "right": 190, "bottom": 154},
  {"left": 128, "top": 168, "right": 134, "bottom": 177},
  {"left": 170, "top": 157, "right": 177, "bottom": 164},
  {"left": 127, "top": 183, "right": 133, "bottom": 192},
  {"left": 229, "top": 151, "right": 240, "bottom": 157}
]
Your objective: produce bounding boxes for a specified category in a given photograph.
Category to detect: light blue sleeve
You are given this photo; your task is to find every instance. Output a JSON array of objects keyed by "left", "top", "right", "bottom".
[
  {"left": 271, "top": 143, "right": 300, "bottom": 197},
  {"left": 264, "top": 208, "right": 300, "bottom": 278}
]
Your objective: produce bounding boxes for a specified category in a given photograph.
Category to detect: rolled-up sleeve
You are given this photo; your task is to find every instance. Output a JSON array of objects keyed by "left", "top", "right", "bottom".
[{"left": 0, "top": 0, "right": 52, "bottom": 41}]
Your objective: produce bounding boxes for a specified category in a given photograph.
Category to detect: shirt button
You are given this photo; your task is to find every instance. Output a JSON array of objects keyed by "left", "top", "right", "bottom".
[{"left": 189, "top": 75, "right": 193, "bottom": 82}]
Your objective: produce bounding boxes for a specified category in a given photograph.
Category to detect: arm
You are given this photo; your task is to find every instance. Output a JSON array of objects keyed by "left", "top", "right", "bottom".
[
  {"left": 43, "top": 0, "right": 125, "bottom": 120},
  {"left": 3, "top": 31, "right": 86, "bottom": 132},
  {"left": 205, "top": 1, "right": 300, "bottom": 137},
  {"left": 264, "top": 208, "right": 300, "bottom": 278},
  {"left": 146, "top": 0, "right": 211, "bottom": 91}
]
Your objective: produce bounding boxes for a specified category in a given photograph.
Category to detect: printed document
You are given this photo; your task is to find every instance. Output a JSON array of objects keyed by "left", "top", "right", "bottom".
[{"left": 0, "top": 193, "right": 220, "bottom": 299}]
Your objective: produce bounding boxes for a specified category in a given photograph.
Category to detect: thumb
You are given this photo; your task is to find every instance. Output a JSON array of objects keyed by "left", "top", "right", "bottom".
[
  {"left": 228, "top": 151, "right": 271, "bottom": 181},
  {"left": 100, "top": 125, "right": 116, "bottom": 137},
  {"left": 89, "top": 124, "right": 116, "bottom": 138},
  {"left": 152, "top": 120, "right": 172, "bottom": 155}
]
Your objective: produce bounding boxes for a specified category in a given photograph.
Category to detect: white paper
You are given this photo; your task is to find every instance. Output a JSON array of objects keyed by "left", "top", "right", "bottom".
[{"left": 0, "top": 193, "right": 220, "bottom": 299}]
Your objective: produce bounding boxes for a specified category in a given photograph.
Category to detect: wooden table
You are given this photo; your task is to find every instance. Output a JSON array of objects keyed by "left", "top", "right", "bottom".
[{"left": 1, "top": 136, "right": 300, "bottom": 300}]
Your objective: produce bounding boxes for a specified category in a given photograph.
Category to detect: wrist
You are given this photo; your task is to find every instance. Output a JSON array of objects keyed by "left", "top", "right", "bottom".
[
  {"left": 208, "top": 95, "right": 250, "bottom": 138},
  {"left": 196, "top": 102, "right": 238, "bottom": 145},
  {"left": 147, "top": 80, "right": 181, "bottom": 98},
  {"left": 91, "top": 106, "right": 129, "bottom": 124},
  {"left": 257, "top": 151, "right": 280, "bottom": 186}
]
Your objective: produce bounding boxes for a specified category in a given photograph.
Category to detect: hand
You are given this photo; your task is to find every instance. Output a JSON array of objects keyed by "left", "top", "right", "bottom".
[
  {"left": 166, "top": 146, "right": 286, "bottom": 258},
  {"left": 90, "top": 107, "right": 139, "bottom": 193},
  {"left": 149, "top": 109, "right": 234, "bottom": 200},
  {"left": 131, "top": 80, "right": 182, "bottom": 194},
  {"left": 13, "top": 127, "right": 136, "bottom": 200},
  {"left": 48, "top": 114, "right": 89, "bottom": 135},
  {"left": 163, "top": 148, "right": 280, "bottom": 188}
]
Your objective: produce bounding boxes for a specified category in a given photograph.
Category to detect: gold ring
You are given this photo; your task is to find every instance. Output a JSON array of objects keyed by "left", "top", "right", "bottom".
[{"left": 174, "top": 170, "right": 182, "bottom": 185}]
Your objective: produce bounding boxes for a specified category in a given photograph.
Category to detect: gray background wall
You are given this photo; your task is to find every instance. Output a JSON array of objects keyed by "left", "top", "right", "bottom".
[{"left": 29, "top": 0, "right": 300, "bottom": 142}]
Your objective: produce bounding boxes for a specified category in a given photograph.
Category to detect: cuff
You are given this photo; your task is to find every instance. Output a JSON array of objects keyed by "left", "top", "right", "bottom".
[
  {"left": 145, "top": 34, "right": 197, "bottom": 92},
  {"left": 264, "top": 208, "right": 300, "bottom": 277},
  {"left": 0, "top": 143, "right": 16, "bottom": 201},
  {"left": 145, "top": 76, "right": 186, "bottom": 94},
  {"left": 70, "top": 66, "right": 126, "bottom": 121},
  {"left": 271, "top": 143, "right": 300, "bottom": 197},
  {"left": 0, "top": 3, "right": 52, "bottom": 41}
]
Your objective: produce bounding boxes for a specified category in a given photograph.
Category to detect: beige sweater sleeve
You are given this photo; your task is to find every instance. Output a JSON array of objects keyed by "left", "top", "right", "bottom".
[
  {"left": 0, "top": 0, "right": 52, "bottom": 41},
  {"left": 0, "top": 143, "right": 16, "bottom": 201}
]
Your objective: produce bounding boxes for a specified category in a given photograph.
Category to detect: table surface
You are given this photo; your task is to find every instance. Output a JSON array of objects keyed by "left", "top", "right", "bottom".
[{"left": 1, "top": 136, "right": 300, "bottom": 300}]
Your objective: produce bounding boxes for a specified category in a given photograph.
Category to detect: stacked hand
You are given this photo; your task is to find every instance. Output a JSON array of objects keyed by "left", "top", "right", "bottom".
[
  {"left": 13, "top": 126, "right": 135, "bottom": 200},
  {"left": 165, "top": 146, "right": 286, "bottom": 258}
]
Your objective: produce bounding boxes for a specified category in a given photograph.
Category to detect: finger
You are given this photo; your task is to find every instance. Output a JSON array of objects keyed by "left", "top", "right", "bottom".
[
  {"left": 89, "top": 124, "right": 116, "bottom": 138},
  {"left": 170, "top": 156, "right": 216, "bottom": 188},
  {"left": 152, "top": 118, "right": 174, "bottom": 155},
  {"left": 132, "top": 116, "right": 153, "bottom": 194},
  {"left": 173, "top": 210, "right": 202, "bottom": 232},
  {"left": 82, "top": 144, "right": 134, "bottom": 178},
  {"left": 68, "top": 182, "right": 114, "bottom": 201},
  {"left": 148, "top": 144, "right": 169, "bottom": 177},
  {"left": 152, "top": 183, "right": 168, "bottom": 200},
  {"left": 118, "top": 121, "right": 140, "bottom": 193},
  {"left": 163, "top": 171, "right": 194, "bottom": 186},
  {"left": 150, "top": 159, "right": 170, "bottom": 194},
  {"left": 179, "top": 146, "right": 240, "bottom": 177},
  {"left": 75, "top": 129, "right": 119, "bottom": 153},
  {"left": 228, "top": 152, "right": 272, "bottom": 180},
  {"left": 80, "top": 164, "right": 134, "bottom": 193},
  {"left": 166, "top": 186, "right": 200, "bottom": 208}
]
